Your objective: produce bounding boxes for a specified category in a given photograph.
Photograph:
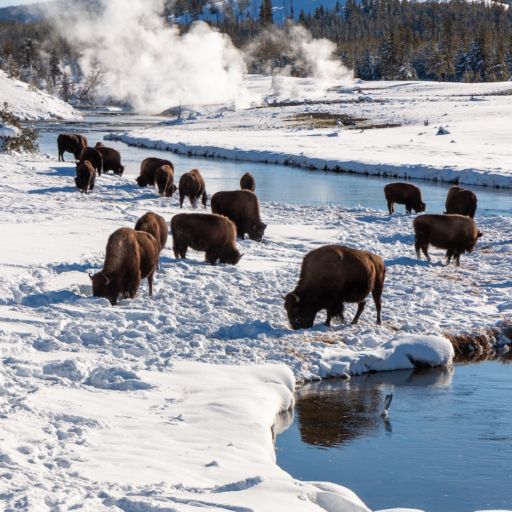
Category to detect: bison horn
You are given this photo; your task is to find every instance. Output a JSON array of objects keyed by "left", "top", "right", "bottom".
[
  {"left": 88, "top": 272, "right": 94, "bottom": 280},
  {"left": 292, "top": 293, "right": 300, "bottom": 303},
  {"left": 103, "top": 275, "right": 111, "bottom": 285}
]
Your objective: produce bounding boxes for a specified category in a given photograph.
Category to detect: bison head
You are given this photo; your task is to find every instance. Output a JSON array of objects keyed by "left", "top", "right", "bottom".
[
  {"left": 220, "top": 248, "right": 243, "bottom": 265},
  {"left": 166, "top": 184, "right": 178, "bottom": 198},
  {"left": 90, "top": 272, "right": 117, "bottom": 305},
  {"left": 249, "top": 222, "right": 267, "bottom": 242},
  {"left": 415, "top": 201, "right": 426, "bottom": 213},
  {"left": 284, "top": 292, "right": 315, "bottom": 330},
  {"left": 115, "top": 165, "right": 125, "bottom": 176},
  {"left": 136, "top": 176, "right": 147, "bottom": 187}
]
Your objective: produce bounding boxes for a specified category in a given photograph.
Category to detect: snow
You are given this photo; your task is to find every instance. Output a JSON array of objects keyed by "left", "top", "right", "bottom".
[
  {"left": 0, "top": 124, "right": 18, "bottom": 138},
  {"left": 0, "top": 70, "right": 79, "bottom": 121},
  {"left": 112, "top": 76, "right": 512, "bottom": 188}
]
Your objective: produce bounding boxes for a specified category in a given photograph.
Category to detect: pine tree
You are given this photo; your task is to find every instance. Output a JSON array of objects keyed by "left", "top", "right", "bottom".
[
  {"left": 49, "top": 49, "right": 61, "bottom": 88},
  {"left": 259, "top": 0, "right": 273, "bottom": 25}
]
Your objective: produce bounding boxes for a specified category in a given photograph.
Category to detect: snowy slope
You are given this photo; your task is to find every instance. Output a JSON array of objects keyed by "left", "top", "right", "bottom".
[{"left": 0, "top": 70, "right": 79, "bottom": 121}]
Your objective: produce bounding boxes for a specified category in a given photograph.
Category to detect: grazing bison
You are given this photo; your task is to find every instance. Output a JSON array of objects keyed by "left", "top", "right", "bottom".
[
  {"left": 78, "top": 147, "right": 103, "bottom": 176},
  {"left": 240, "top": 172, "right": 256, "bottom": 191},
  {"left": 155, "top": 165, "right": 177, "bottom": 197},
  {"left": 95, "top": 145, "right": 124, "bottom": 175},
  {"left": 136, "top": 157, "right": 174, "bottom": 187},
  {"left": 57, "top": 133, "right": 88, "bottom": 161},
  {"left": 211, "top": 190, "right": 267, "bottom": 241},
  {"left": 170, "top": 213, "right": 242, "bottom": 265},
  {"left": 90, "top": 227, "right": 159, "bottom": 305},
  {"left": 75, "top": 161, "right": 95, "bottom": 194},
  {"left": 413, "top": 214, "right": 482, "bottom": 266},
  {"left": 444, "top": 186, "right": 477, "bottom": 218},
  {"left": 384, "top": 183, "right": 426, "bottom": 214},
  {"left": 284, "top": 245, "right": 386, "bottom": 330},
  {"left": 179, "top": 169, "right": 207, "bottom": 208},
  {"left": 135, "top": 211, "right": 168, "bottom": 259}
]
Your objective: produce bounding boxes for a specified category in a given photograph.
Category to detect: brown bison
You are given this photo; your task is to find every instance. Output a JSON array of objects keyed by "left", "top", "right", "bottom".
[
  {"left": 211, "top": 190, "right": 267, "bottom": 241},
  {"left": 94, "top": 145, "right": 124, "bottom": 175},
  {"left": 284, "top": 245, "right": 386, "bottom": 329},
  {"left": 444, "top": 186, "right": 477, "bottom": 218},
  {"left": 384, "top": 183, "right": 426, "bottom": 214},
  {"left": 136, "top": 157, "right": 174, "bottom": 187},
  {"left": 135, "top": 211, "right": 168, "bottom": 262},
  {"left": 95, "top": 142, "right": 104, "bottom": 148},
  {"left": 413, "top": 214, "right": 483, "bottom": 266},
  {"left": 78, "top": 147, "right": 103, "bottom": 176},
  {"left": 155, "top": 165, "right": 177, "bottom": 197},
  {"left": 90, "top": 227, "right": 159, "bottom": 306},
  {"left": 57, "top": 133, "right": 88, "bottom": 161},
  {"left": 240, "top": 172, "right": 256, "bottom": 191},
  {"left": 170, "top": 213, "right": 242, "bottom": 265},
  {"left": 75, "top": 161, "right": 95, "bottom": 194},
  {"left": 179, "top": 169, "right": 207, "bottom": 208}
]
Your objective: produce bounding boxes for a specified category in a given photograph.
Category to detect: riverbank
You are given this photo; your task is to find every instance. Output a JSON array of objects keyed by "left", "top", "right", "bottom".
[{"left": 112, "top": 77, "right": 512, "bottom": 188}]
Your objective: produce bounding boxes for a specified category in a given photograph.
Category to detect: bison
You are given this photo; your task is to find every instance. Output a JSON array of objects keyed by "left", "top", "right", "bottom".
[
  {"left": 94, "top": 145, "right": 124, "bottom": 175},
  {"left": 170, "top": 213, "right": 242, "bottom": 265},
  {"left": 444, "top": 186, "right": 477, "bottom": 218},
  {"left": 135, "top": 211, "right": 168, "bottom": 266},
  {"left": 413, "top": 214, "right": 483, "bottom": 266},
  {"left": 136, "top": 157, "right": 174, "bottom": 187},
  {"left": 211, "top": 190, "right": 267, "bottom": 241},
  {"left": 57, "top": 133, "right": 88, "bottom": 161},
  {"left": 90, "top": 227, "right": 159, "bottom": 305},
  {"left": 284, "top": 245, "right": 386, "bottom": 329},
  {"left": 155, "top": 165, "right": 177, "bottom": 197},
  {"left": 384, "top": 183, "right": 426, "bottom": 214},
  {"left": 78, "top": 147, "right": 103, "bottom": 176},
  {"left": 179, "top": 169, "right": 207, "bottom": 208},
  {"left": 240, "top": 172, "right": 256, "bottom": 191},
  {"left": 75, "top": 161, "right": 95, "bottom": 194}
]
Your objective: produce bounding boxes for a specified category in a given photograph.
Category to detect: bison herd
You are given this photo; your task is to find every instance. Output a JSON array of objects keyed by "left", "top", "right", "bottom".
[{"left": 58, "top": 133, "right": 484, "bottom": 330}]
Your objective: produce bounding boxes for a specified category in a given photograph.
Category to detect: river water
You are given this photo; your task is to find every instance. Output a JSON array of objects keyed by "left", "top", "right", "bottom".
[{"left": 37, "top": 113, "right": 512, "bottom": 217}]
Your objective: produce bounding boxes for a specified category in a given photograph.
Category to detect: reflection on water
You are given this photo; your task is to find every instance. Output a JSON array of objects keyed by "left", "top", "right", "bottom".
[
  {"left": 35, "top": 114, "right": 512, "bottom": 216},
  {"left": 276, "top": 362, "right": 512, "bottom": 512}
]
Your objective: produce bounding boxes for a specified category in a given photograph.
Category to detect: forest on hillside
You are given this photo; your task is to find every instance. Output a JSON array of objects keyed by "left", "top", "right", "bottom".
[{"left": 0, "top": 0, "right": 510, "bottom": 104}]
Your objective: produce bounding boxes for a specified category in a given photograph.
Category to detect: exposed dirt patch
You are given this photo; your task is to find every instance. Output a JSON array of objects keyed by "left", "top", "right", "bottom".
[{"left": 286, "top": 112, "right": 401, "bottom": 130}]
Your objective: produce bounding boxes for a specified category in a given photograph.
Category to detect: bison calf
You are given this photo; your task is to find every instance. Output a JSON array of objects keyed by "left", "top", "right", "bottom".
[
  {"left": 445, "top": 186, "right": 477, "bottom": 218},
  {"left": 179, "top": 169, "right": 207, "bottom": 208},
  {"left": 75, "top": 161, "right": 96, "bottom": 194},
  {"left": 384, "top": 182, "right": 426, "bottom": 214},
  {"left": 135, "top": 212, "right": 168, "bottom": 267},
  {"left": 284, "top": 245, "right": 386, "bottom": 329},
  {"left": 211, "top": 190, "right": 267, "bottom": 241},
  {"left": 156, "top": 165, "right": 177, "bottom": 197},
  {"left": 95, "top": 144, "right": 125, "bottom": 175},
  {"left": 137, "top": 157, "right": 174, "bottom": 187},
  {"left": 413, "top": 214, "right": 482, "bottom": 266},
  {"left": 78, "top": 147, "right": 103, "bottom": 176},
  {"left": 91, "top": 227, "right": 159, "bottom": 305},
  {"left": 170, "top": 213, "right": 241, "bottom": 265},
  {"left": 57, "top": 133, "right": 88, "bottom": 161},
  {"left": 240, "top": 172, "right": 256, "bottom": 191}
]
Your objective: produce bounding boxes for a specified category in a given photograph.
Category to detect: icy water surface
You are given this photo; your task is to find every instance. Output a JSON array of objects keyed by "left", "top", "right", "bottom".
[
  {"left": 36, "top": 113, "right": 512, "bottom": 217},
  {"left": 276, "top": 361, "right": 512, "bottom": 512}
]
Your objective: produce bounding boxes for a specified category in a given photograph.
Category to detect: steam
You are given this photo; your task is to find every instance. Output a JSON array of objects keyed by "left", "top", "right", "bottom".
[{"left": 48, "top": 0, "right": 249, "bottom": 113}]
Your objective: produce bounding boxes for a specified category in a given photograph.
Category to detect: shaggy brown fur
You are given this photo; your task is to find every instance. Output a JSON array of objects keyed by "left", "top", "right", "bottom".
[
  {"left": 155, "top": 165, "right": 177, "bottom": 197},
  {"left": 384, "top": 182, "right": 426, "bottom": 214},
  {"left": 240, "top": 172, "right": 256, "bottom": 191},
  {"left": 179, "top": 169, "right": 207, "bottom": 208},
  {"left": 91, "top": 227, "right": 159, "bottom": 306},
  {"left": 284, "top": 245, "right": 386, "bottom": 330},
  {"left": 135, "top": 212, "right": 168, "bottom": 254},
  {"left": 78, "top": 147, "right": 103, "bottom": 176},
  {"left": 444, "top": 186, "right": 477, "bottom": 218},
  {"left": 445, "top": 330, "right": 500, "bottom": 363},
  {"left": 211, "top": 190, "right": 267, "bottom": 241},
  {"left": 57, "top": 133, "right": 88, "bottom": 161},
  {"left": 170, "top": 213, "right": 241, "bottom": 265},
  {"left": 95, "top": 145, "right": 124, "bottom": 175},
  {"left": 75, "top": 161, "right": 96, "bottom": 194},
  {"left": 136, "top": 157, "right": 174, "bottom": 187},
  {"left": 413, "top": 214, "right": 483, "bottom": 266}
]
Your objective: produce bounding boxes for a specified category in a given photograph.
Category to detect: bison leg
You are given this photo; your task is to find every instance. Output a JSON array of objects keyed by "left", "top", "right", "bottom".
[
  {"left": 326, "top": 303, "right": 344, "bottom": 326},
  {"left": 205, "top": 249, "right": 218, "bottom": 265},
  {"left": 372, "top": 287, "right": 383, "bottom": 325},
  {"left": 147, "top": 269, "right": 155, "bottom": 296},
  {"left": 179, "top": 193, "right": 185, "bottom": 208},
  {"left": 421, "top": 243, "right": 431, "bottom": 262},
  {"left": 202, "top": 192, "right": 208, "bottom": 209},
  {"left": 446, "top": 249, "right": 454, "bottom": 266},
  {"left": 415, "top": 238, "right": 422, "bottom": 259},
  {"left": 352, "top": 300, "right": 367, "bottom": 324},
  {"left": 387, "top": 201, "right": 394, "bottom": 215},
  {"left": 454, "top": 251, "right": 462, "bottom": 267}
]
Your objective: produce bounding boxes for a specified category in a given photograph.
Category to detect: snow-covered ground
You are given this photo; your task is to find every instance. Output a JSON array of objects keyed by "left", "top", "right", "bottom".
[
  {"left": 114, "top": 76, "right": 512, "bottom": 188},
  {"left": 1, "top": 149, "right": 511, "bottom": 510},
  {"left": 0, "top": 70, "right": 79, "bottom": 121}
]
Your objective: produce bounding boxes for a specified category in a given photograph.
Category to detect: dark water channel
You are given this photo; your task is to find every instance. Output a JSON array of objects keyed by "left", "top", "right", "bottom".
[
  {"left": 36, "top": 112, "right": 512, "bottom": 217},
  {"left": 276, "top": 361, "right": 512, "bottom": 512}
]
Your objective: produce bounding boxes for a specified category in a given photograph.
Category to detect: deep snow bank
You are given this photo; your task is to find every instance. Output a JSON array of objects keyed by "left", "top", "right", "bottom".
[
  {"left": 112, "top": 77, "right": 512, "bottom": 188},
  {"left": 0, "top": 70, "right": 79, "bottom": 121}
]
